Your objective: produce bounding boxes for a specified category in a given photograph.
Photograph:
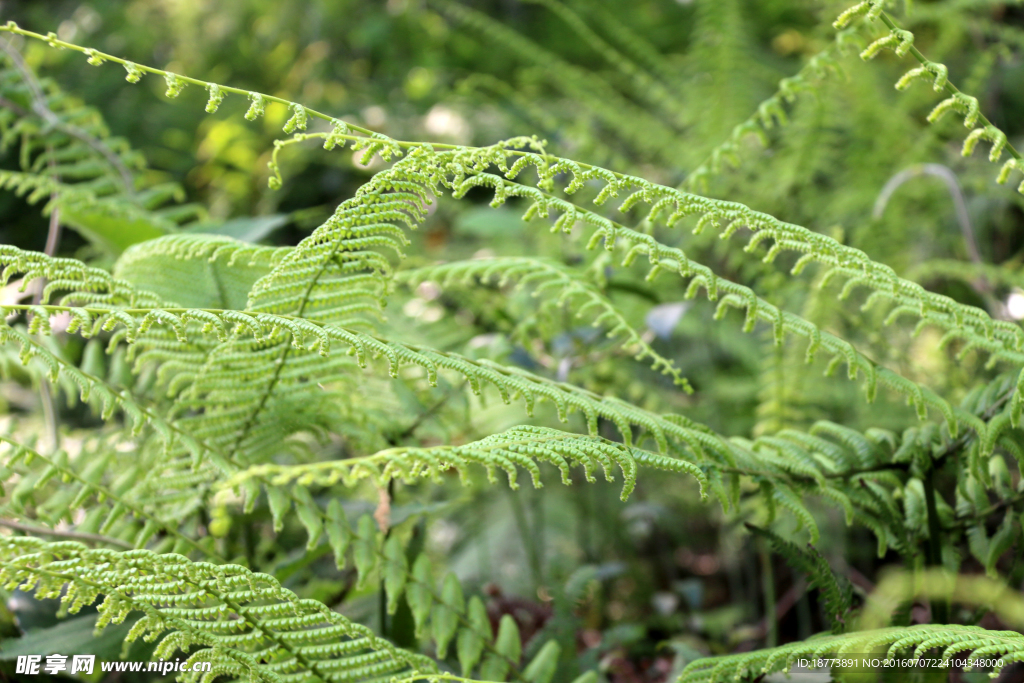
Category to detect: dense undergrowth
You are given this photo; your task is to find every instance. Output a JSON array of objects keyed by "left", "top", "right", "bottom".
[{"left": 0, "top": 1, "right": 1023, "bottom": 682}]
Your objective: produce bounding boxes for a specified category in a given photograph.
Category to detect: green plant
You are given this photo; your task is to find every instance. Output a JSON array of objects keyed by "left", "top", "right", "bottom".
[{"left": 1, "top": 0, "right": 1024, "bottom": 681}]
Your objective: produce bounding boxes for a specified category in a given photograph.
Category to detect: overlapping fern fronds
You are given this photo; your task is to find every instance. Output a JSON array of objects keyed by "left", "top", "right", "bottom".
[{"left": 0, "top": 3, "right": 1023, "bottom": 682}]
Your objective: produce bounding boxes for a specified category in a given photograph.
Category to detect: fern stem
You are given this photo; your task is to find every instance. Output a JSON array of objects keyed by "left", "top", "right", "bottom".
[
  {"left": 534, "top": 485, "right": 546, "bottom": 586},
  {"left": 759, "top": 538, "right": 778, "bottom": 648},
  {"left": 922, "top": 465, "right": 949, "bottom": 623},
  {"left": 33, "top": 193, "right": 62, "bottom": 455},
  {"left": 508, "top": 488, "right": 542, "bottom": 588},
  {"left": 0, "top": 23, "right": 383, "bottom": 145},
  {"left": 0, "top": 518, "right": 133, "bottom": 548}
]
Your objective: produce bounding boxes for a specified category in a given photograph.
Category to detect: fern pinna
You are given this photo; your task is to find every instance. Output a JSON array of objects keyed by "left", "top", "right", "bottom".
[{"left": 0, "top": 0, "right": 1024, "bottom": 681}]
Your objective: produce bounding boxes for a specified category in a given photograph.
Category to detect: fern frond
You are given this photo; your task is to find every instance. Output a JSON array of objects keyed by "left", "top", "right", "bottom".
[
  {"left": 0, "top": 242, "right": 162, "bottom": 308},
  {"left": 0, "top": 537, "right": 436, "bottom": 682},
  {"left": 1, "top": 305, "right": 726, "bottom": 465},
  {"left": 6, "top": 21, "right": 1024, "bottom": 683},
  {"left": 209, "top": 487, "right": 526, "bottom": 679},
  {"left": 746, "top": 525, "right": 852, "bottom": 633},
  {"left": 10, "top": 298, "right": 722, "bottom": 461},
  {"left": 717, "top": 397, "right": 1015, "bottom": 549},
  {"left": 681, "top": 24, "right": 862, "bottom": 192},
  {"left": 398, "top": 257, "right": 691, "bottom": 390},
  {"left": 0, "top": 58, "right": 1007, "bottom": 565},
  {"left": 845, "top": 5, "right": 1024, "bottom": 193},
  {"left": 0, "top": 320, "right": 270, "bottom": 540},
  {"left": 679, "top": 624, "right": 1022, "bottom": 682},
  {"left": 0, "top": 22, "right": 386, "bottom": 154},
  {"left": 0, "top": 44, "right": 208, "bottom": 251},
  {"left": 0, "top": 55, "right": 137, "bottom": 196},
  {"left": 0, "top": 323, "right": 207, "bottom": 453},
  {"left": 9, "top": 189, "right": 982, "bottom": 521},
  {"left": 0, "top": 435, "right": 221, "bottom": 559},
  {"left": 150, "top": 160, "right": 420, "bottom": 477},
  {"left": 222, "top": 425, "right": 707, "bottom": 503},
  {"left": 421, "top": 162, "right": 977, "bottom": 435},
  {"left": 416, "top": 143, "right": 1024, "bottom": 373}
]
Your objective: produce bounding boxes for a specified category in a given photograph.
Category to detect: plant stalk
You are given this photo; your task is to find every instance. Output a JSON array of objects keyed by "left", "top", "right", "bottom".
[{"left": 922, "top": 465, "right": 949, "bottom": 624}]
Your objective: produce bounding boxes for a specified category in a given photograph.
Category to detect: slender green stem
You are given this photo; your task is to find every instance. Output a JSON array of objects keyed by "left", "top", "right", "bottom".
[
  {"left": 11, "top": 32, "right": 71, "bottom": 457},
  {"left": 380, "top": 479, "right": 396, "bottom": 638},
  {"left": 0, "top": 25, "right": 376, "bottom": 140},
  {"left": 533, "top": 484, "right": 545, "bottom": 585},
  {"left": 759, "top": 538, "right": 778, "bottom": 648},
  {"left": 508, "top": 487, "right": 542, "bottom": 588},
  {"left": 922, "top": 465, "right": 949, "bottom": 624}
]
